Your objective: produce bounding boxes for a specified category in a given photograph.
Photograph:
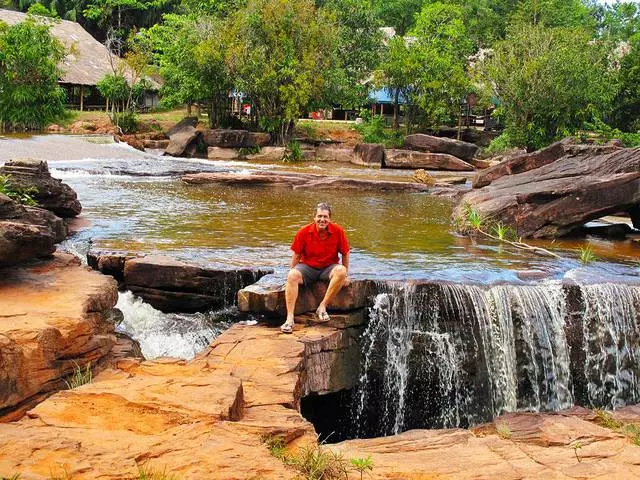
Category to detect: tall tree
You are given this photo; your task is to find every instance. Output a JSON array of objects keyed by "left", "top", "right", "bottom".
[
  {"left": 321, "top": 0, "right": 383, "bottom": 108},
  {"left": 0, "top": 17, "right": 66, "bottom": 131},
  {"left": 476, "top": 24, "right": 616, "bottom": 149},
  {"left": 508, "top": 0, "right": 596, "bottom": 31},
  {"left": 610, "top": 33, "right": 640, "bottom": 132},
  {"left": 371, "top": 0, "right": 421, "bottom": 35},
  {"left": 226, "top": 0, "right": 339, "bottom": 143}
]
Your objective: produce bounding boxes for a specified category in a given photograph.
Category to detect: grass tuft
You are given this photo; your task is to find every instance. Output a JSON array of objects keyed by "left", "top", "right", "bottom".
[
  {"left": 578, "top": 246, "right": 596, "bottom": 265},
  {"left": 137, "top": 464, "right": 179, "bottom": 480},
  {"left": 594, "top": 409, "right": 623, "bottom": 430},
  {"left": 495, "top": 421, "right": 512, "bottom": 439},
  {"left": 64, "top": 362, "right": 92, "bottom": 390},
  {"left": 263, "top": 436, "right": 348, "bottom": 480}
]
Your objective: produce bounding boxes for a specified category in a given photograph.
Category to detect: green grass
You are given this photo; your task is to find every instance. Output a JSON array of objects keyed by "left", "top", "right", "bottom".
[
  {"left": 64, "top": 362, "right": 92, "bottom": 390},
  {"left": 264, "top": 436, "right": 349, "bottom": 480},
  {"left": 1, "top": 475, "right": 21, "bottom": 480},
  {"left": 0, "top": 174, "right": 38, "bottom": 206},
  {"left": 578, "top": 246, "right": 597, "bottom": 265}
]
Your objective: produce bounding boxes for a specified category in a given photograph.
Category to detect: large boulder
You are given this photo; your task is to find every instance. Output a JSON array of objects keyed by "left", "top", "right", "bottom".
[
  {"left": 0, "top": 159, "right": 81, "bottom": 217},
  {"left": 165, "top": 117, "right": 201, "bottom": 157},
  {"left": 453, "top": 145, "right": 640, "bottom": 238},
  {"left": 246, "top": 146, "right": 286, "bottom": 162},
  {"left": 352, "top": 143, "right": 384, "bottom": 167},
  {"left": 0, "top": 253, "right": 118, "bottom": 420},
  {"left": 207, "top": 147, "right": 241, "bottom": 160},
  {"left": 404, "top": 134, "right": 479, "bottom": 162},
  {"left": 0, "top": 194, "right": 67, "bottom": 266},
  {"left": 245, "top": 132, "right": 271, "bottom": 147},
  {"left": 123, "top": 255, "right": 272, "bottom": 313},
  {"left": 237, "top": 274, "right": 371, "bottom": 316},
  {"left": 315, "top": 145, "right": 354, "bottom": 163},
  {"left": 203, "top": 129, "right": 247, "bottom": 148},
  {"left": 384, "top": 149, "right": 474, "bottom": 171}
]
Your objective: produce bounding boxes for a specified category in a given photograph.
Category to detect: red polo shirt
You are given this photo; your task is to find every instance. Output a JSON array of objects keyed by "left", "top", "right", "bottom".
[{"left": 291, "top": 222, "right": 350, "bottom": 269}]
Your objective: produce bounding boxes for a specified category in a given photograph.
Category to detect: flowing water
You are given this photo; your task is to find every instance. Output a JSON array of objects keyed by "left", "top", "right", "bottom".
[
  {"left": 2, "top": 135, "right": 640, "bottom": 425},
  {"left": 352, "top": 281, "right": 640, "bottom": 438}
]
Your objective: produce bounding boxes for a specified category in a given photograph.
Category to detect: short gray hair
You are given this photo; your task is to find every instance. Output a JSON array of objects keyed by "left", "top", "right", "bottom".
[{"left": 315, "top": 202, "right": 332, "bottom": 217}]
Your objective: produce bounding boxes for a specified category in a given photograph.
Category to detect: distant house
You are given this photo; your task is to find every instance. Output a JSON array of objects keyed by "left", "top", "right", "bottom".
[{"left": 0, "top": 9, "right": 160, "bottom": 110}]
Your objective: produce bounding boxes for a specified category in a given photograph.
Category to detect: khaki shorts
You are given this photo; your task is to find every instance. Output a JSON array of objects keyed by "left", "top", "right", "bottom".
[{"left": 294, "top": 263, "right": 339, "bottom": 285}]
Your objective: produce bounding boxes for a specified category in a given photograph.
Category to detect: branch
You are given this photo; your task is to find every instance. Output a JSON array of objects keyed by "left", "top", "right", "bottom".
[{"left": 475, "top": 228, "right": 562, "bottom": 258}]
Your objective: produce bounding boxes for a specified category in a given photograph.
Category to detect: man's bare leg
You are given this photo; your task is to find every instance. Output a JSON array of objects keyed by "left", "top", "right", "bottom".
[
  {"left": 316, "top": 265, "right": 347, "bottom": 320},
  {"left": 282, "top": 268, "right": 303, "bottom": 331}
]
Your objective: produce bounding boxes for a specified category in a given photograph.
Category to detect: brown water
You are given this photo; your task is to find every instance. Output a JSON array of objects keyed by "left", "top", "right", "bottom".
[{"left": 2, "top": 135, "right": 638, "bottom": 283}]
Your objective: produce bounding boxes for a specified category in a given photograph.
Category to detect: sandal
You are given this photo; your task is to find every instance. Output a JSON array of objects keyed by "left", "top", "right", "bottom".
[
  {"left": 316, "top": 310, "right": 330, "bottom": 323},
  {"left": 280, "top": 322, "right": 294, "bottom": 334}
]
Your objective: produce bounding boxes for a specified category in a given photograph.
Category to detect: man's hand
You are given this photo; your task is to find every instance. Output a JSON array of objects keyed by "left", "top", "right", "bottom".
[{"left": 343, "top": 274, "right": 350, "bottom": 287}]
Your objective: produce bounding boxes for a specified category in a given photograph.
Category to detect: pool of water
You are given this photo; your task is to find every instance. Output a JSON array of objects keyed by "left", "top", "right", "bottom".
[{"left": 1, "top": 135, "right": 628, "bottom": 284}]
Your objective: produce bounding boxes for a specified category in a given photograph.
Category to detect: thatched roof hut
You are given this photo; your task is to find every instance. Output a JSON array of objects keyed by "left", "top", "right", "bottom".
[{"left": 0, "top": 9, "right": 160, "bottom": 109}]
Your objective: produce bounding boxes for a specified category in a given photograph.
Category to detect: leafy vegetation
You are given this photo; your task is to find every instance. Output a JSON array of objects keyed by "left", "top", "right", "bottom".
[
  {"left": 578, "top": 246, "right": 596, "bottom": 265},
  {"left": 0, "top": 17, "right": 66, "bottom": 131},
  {"left": 1, "top": 475, "right": 21, "bottom": 480},
  {"left": 350, "top": 456, "right": 374, "bottom": 479},
  {"left": 592, "top": 409, "right": 640, "bottom": 447},
  {"left": 0, "top": 175, "right": 38, "bottom": 206},
  {"left": 264, "top": 436, "right": 349, "bottom": 480},
  {"left": 355, "top": 113, "right": 402, "bottom": 147},
  {"left": 495, "top": 421, "right": 512, "bottom": 439},
  {"left": 282, "top": 139, "right": 303, "bottom": 163},
  {"left": 64, "top": 362, "right": 93, "bottom": 389}
]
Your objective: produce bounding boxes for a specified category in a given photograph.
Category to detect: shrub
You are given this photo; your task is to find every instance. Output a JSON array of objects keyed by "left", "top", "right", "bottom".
[
  {"left": 0, "top": 175, "right": 38, "bottom": 206},
  {"left": 114, "top": 111, "right": 138, "bottom": 134},
  {"left": 282, "top": 139, "right": 303, "bottom": 163},
  {"left": 264, "top": 436, "right": 348, "bottom": 480},
  {"left": 355, "top": 114, "right": 403, "bottom": 148},
  {"left": 0, "top": 18, "right": 66, "bottom": 131},
  {"left": 483, "top": 132, "right": 515, "bottom": 156}
]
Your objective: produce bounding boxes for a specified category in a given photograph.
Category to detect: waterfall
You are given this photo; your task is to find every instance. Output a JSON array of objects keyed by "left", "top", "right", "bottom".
[{"left": 354, "top": 281, "right": 640, "bottom": 438}]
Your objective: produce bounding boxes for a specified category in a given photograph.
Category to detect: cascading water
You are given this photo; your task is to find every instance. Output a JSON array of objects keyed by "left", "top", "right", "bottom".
[
  {"left": 353, "top": 281, "right": 640, "bottom": 439},
  {"left": 115, "top": 291, "right": 235, "bottom": 360}
]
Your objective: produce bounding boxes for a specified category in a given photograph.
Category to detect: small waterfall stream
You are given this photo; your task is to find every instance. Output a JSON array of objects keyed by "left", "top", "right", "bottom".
[{"left": 353, "top": 281, "right": 640, "bottom": 438}]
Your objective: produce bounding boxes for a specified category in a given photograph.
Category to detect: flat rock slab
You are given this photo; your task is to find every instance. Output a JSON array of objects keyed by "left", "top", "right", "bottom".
[
  {"left": 0, "top": 253, "right": 118, "bottom": 418},
  {"left": 404, "top": 134, "right": 479, "bottom": 161},
  {"left": 181, "top": 171, "right": 458, "bottom": 194},
  {"left": 353, "top": 143, "right": 384, "bottom": 167},
  {"left": 454, "top": 145, "right": 640, "bottom": 238},
  {"left": 237, "top": 274, "right": 371, "bottom": 316},
  {"left": 384, "top": 149, "right": 475, "bottom": 171},
  {"left": 334, "top": 411, "right": 640, "bottom": 479},
  {"left": 123, "top": 255, "right": 272, "bottom": 313}
]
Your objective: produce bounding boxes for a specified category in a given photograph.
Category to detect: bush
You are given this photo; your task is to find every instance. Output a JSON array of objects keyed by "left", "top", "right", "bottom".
[
  {"left": 0, "top": 175, "right": 38, "bottom": 206},
  {"left": 355, "top": 113, "right": 403, "bottom": 148},
  {"left": 483, "top": 132, "right": 516, "bottom": 156},
  {"left": 114, "top": 111, "right": 138, "bottom": 134},
  {"left": 0, "top": 18, "right": 66, "bottom": 131},
  {"left": 282, "top": 139, "right": 303, "bottom": 162}
]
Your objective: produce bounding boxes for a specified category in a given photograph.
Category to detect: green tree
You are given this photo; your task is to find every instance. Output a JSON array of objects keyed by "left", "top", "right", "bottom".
[
  {"left": 611, "top": 33, "right": 640, "bottom": 132},
  {"left": 143, "top": 13, "right": 234, "bottom": 127},
  {"left": 378, "top": 2, "right": 472, "bottom": 131},
  {"left": 321, "top": 0, "right": 383, "bottom": 108},
  {"left": 226, "top": 0, "right": 339, "bottom": 143},
  {"left": 0, "top": 17, "right": 66, "bottom": 131},
  {"left": 371, "top": 0, "right": 421, "bottom": 35},
  {"left": 594, "top": 1, "right": 639, "bottom": 42},
  {"left": 508, "top": 0, "right": 596, "bottom": 31},
  {"left": 477, "top": 24, "right": 616, "bottom": 149}
]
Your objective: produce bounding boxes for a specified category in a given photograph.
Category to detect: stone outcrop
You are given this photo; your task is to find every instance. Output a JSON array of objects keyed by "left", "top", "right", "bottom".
[
  {"left": 246, "top": 146, "right": 286, "bottom": 162},
  {"left": 165, "top": 117, "right": 200, "bottom": 157},
  {"left": 207, "top": 146, "right": 241, "bottom": 160},
  {"left": 143, "top": 139, "right": 170, "bottom": 150},
  {"left": 0, "top": 158, "right": 81, "bottom": 217},
  {"left": 473, "top": 140, "right": 624, "bottom": 188},
  {"left": 334, "top": 408, "right": 640, "bottom": 479},
  {"left": 0, "top": 253, "right": 118, "bottom": 421},
  {"left": 123, "top": 255, "right": 272, "bottom": 313},
  {"left": 384, "top": 149, "right": 475, "bottom": 171},
  {"left": 453, "top": 144, "right": 640, "bottom": 238},
  {"left": 203, "top": 129, "right": 272, "bottom": 149},
  {"left": 0, "top": 194, "right": 67, "bottom": 266},
  {"left": 181, "top": 171, "right": 459, "bottom": 194},
  {"left": 353, "top": 143, "right": 384, "bottom": 167},
  {"left": 237, "top": 275, "right": 370, "bottom": 316},
  {"left": 404, "top": 134, "right": 479, "bottom": 161},
  {"left": 314, "top": 145, "right": 354, "bottom": 163},
  {"left": 87, "top": 248, "right": 142, "bottom": 282}
]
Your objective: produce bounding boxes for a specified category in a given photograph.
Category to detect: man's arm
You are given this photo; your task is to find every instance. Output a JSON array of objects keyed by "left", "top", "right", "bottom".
[
  {"left": 341, "top": 251, "right": 349, "bottom": 273},
  {"left": 290, "top": 251, "right": 301, "bottom": 269}
]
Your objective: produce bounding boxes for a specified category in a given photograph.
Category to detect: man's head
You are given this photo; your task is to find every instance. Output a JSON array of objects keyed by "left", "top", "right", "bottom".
[{"left": 314, "top": 202, "right": 331, "bottom": 231}]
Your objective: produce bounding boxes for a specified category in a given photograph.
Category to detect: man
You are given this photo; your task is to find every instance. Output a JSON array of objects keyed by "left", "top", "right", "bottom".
[{"left": 280, "top": 202, "right": 350, "bottom": 333}]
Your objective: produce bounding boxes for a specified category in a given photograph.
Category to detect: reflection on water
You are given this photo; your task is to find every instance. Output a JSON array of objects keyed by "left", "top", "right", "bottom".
[{"left": 0, "top": 139, "right": 635, "bottom": 283}]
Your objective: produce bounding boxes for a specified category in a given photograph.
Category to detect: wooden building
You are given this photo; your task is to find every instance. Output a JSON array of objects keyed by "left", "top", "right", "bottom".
[{"left": 0, "top": 9, "right": 160, "bottom": 110}]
